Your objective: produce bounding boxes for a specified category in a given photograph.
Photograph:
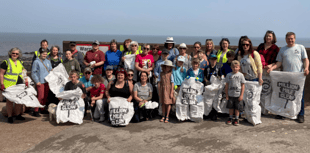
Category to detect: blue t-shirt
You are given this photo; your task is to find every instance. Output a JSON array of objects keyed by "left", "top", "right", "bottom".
[
  {"left": 167, "top": 48, "right": 179, "bottom": 61},
  {"left": 221, "top": 62, "right": 232, "bottom": 77},
  {"left": 276, "top": 44, "right": 308, "bottom": 72},
  {"left": 104, "top": 50, "right": 122, "bottom": 70},
  {"left": 172, "top": 66, "right": 187, "bottom": 86},
  {"left": 79, "top": 75, "right": 93, "bottom": 88},
  {"left": 200, "top": 60, "right": 208, "bottom": 70}
]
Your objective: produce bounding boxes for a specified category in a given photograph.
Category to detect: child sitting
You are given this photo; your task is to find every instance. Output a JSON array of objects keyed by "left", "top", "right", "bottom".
[
  {"left": 173, "top": 56, "right": 187, "bottom": 92},
  {"left": 90, "top": 75, "right": 107, "bottom": 122},
  {"left": 225, "top": 60, "right": 246, "bottom": 126},
  {"left": 64, "top": 70, "right": 86, "bottom": 99},
  {"left": 186, "top": 58, "right": 204, "bottom": 82},
  {"left": 204, "top": 54, "right": 222, "bottom": 85},
  {"left": 198, "top": 49, "right": 208, "bottom": 71},
  {"left": 221, "top": 51, "right": 235, "bottom": 77}
]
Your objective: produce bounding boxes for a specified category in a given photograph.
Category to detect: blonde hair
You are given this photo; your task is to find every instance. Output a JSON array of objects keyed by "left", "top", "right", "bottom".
[
  {"left": 175, "top": 58, "right": 184, "bottom": 72},
  {"left": 231, "top": 60, "right": 240, "bottom": 67},
  {"left": 191, "top": 58, "right": 200, "bottom": 66},
  {"left": 205, "top": 39, "right": 215, "bottom": 51}
]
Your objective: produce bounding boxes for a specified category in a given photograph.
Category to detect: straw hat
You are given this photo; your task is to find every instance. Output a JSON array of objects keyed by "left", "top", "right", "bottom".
[
  {"left": 161, "top": 60, "right": 175, "bottom": 68},
  {"left": 179, "top": 43, "right": 187, "bottom": 49},
  {"left": 165, "top": 37, "right": 175, "bottom": 44}
]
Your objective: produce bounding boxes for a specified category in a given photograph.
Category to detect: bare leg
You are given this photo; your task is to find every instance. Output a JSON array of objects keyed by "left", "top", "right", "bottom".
[
  {"left": 229, "top": 109, "right": 234, "bottom": 117},
  {"left": 235, "top": 109, "right": 240, "bottom": 119},
  {"left": 6, "top": 101, "right": 13, "bottom": 117},
  {"left": 166, "top": 104, "right": 171, "bottom": 118},
  {"left": 14, "top": 104, "right": 22, "bottom": 116}
]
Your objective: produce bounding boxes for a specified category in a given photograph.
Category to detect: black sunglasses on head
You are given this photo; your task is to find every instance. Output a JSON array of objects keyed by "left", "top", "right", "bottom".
[{"left": 267, "top": 30, "right": 274, "bottom": 34}]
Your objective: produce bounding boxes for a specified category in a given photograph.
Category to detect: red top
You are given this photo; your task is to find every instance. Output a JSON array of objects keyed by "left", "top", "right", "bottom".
[
  {"left": 84, "top": 50, "right": 106, "bottom": 75},
  {"left": 256, "top": 43, "right": 279, "bottom": 66},
  {"left": 148, "top": 50, "right": 162, "bottom": 56},
  {"left": 135, "top": 54, "right": 154, "bottom": 68},
  {"left": 90, "top": 83, "right": 106, "bottom": 98}
]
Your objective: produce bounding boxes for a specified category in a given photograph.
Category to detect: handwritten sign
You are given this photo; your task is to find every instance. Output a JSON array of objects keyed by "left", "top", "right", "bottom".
[
  {"left": 60, "top": 98, "right": 79, "bottom": 117},
  {"left": 76, "top": 44, "right": 110, "bottom": 55},
  {"left": 110, "top": 107, "right": 129, "bottom": 125},
  {"left": 181, "top": 87, "right": 198, "bottom": 105},
  {"left": 277, "top": 81, "right": 300, "bottom": 108}
]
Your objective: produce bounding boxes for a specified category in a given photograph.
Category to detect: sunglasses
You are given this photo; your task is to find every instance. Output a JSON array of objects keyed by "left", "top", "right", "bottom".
[
  {"left": 144, "top": 48, "right": 150, "bottom": 50},
  {"left": 194, "top": 47, "right": 200, "bottom": 49},
  {"left": 12, "top": 53, "right": 19, "bottom": 55},
  {"left": 128, "top": 74, "right": 134, "bottom": 76},
  {"left": 132, "top": 45, "right": 137, "bottom": 47},
  {"left": 152, "top": 48, "right": 158, "bottom": 50},
  {"left": 242, "top": 44, "right": 250, "bottom": 47},
  {"left": 85, "top": 72, "right": 91, "bottom": 74}
]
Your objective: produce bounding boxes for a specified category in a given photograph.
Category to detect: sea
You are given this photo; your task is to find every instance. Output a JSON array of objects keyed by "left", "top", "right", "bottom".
[{"left": 1, "top": 32, "right": 310, "bottom": 56}]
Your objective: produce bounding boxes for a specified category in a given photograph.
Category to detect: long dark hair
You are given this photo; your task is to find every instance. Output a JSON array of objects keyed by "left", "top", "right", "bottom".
[
  {"left": 138, "top": 71, "right": 149, "bottom": 82},
  {"left": 219, "top": 38, "right": 230, "bottom": 51},
  {"left": 240, "top": 38, "right": 254, "bottom": 58},
  {"left": 264, "top": 30, "right": 277, "bottom": 44},
  {"left": 238, "top": 36, "right": 248, "bottom": 52}
]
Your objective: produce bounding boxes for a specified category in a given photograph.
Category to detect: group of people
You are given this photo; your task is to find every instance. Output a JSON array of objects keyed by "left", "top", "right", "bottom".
[{"left": 0, "top": 30, "right": 308, "bottom": 125}]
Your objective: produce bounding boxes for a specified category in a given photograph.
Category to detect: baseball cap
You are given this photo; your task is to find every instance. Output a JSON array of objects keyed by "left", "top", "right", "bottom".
[
  {"left": 84, "top": 67, "right": 92, "bottom": 73},
  {"left": 93, "top": 40, "right": 100, "bottom": 45},
  {"left": 69, "top": 41, "right": 76, "bottom": 46},
  {"left": 210, "top": 54, "right": 217, "bottom": 59},
  {"left": 177, "top": 56, "right": 185, "bottom": 62},
  {"left": 162, "top": 48, "right": 169, "bottom": 54},
  {"left": 105, "top": 65, "right": 113, "bottom": 70}
]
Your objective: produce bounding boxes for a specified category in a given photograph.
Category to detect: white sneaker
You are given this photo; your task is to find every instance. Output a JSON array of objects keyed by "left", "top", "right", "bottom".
[{"left": 99, "top": 115, "right": 105, "bottom": 122}]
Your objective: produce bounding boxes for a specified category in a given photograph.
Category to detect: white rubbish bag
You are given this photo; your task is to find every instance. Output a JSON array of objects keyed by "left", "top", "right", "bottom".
[
  {"left": 243, "top": 81, "right": 262, "bottom": 125},
  {"left": 2, "top": 84, "right": 44, "bottom": 108},
  {"left": 266, "top": 71, "right": 305, "bottom": 119},
  {"left": 109, "top": 97, "right": 134, "bottom": 126},
  {"left": 213, "top": 78, "right": 229, "bottom": 114},
  {"left": 124, "top": 54, "right": 136, "bottom": 70},
  {"left": 176, "top": 77, "right": 204, "bottom": 122},
  {"left": 56, "top": 88, "right": 84, "bottom": 124},
  {"left": 203, "top": 76, "right": 222, "bottom": 116},
  {"left": 144, "top": 101, "right": 159, "bottom": 109},
  {"left": 45, "top": 63, "right": 69, "bottom": 95},
  {"left": 260, "top": 75, "right": 272, "bottom": 115}
]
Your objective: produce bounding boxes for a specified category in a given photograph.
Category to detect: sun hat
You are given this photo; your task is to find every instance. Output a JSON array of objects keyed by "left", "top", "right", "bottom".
[
  {"left": 178, "top": 43, "right": 187, "bottom": 49},
  {"left": 165, "top": 37, "right": 175, "bottom": 44},
  {"left": 161, "top": 60, "right": 175, "bottom": 68},
  {"left": 177, "top": 56, "right": 185, "bottom": 62},
  {"left": 93, "top": 40, "right": 100, "bottom": 45}
]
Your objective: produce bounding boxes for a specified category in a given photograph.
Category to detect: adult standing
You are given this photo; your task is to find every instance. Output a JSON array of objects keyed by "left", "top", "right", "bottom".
[
  {"left": 47, "top": 45, "right": 62, "bottom": 68},
  {"left": 104, "top": 39, "right": 122, "bottom": 71},
  {"left": 164, "top": 37, "right": 179, "bottom": 61},
  {"left": 0, "top": 48, "right": 28, "bottom": 123},
  {"left": 174, "top": 43, "right": 192, "bottom": 70},
  {"left": 237, "top": 38, "right": 263, "bottom": 85},
  {"left": 191, "top": 41, "right": 207, "bottom": 60},
  {"left": 83, "top": 40, "right": 105, "bottom": 75},
  {"left": 256, "top": 30, "right": 279, "bottom": 70},
  {"left": 217, "top": 38, "right": 233, "bottom": 68},
  {"left": 135, "top": 44, "right": 155, "bottom": 76},
  {"left": 149, "top": 45, "right": 161, "bottom": 62},
  {"left": 119, "top": 39, "right": 132, "bottom": 67},
  {"left": 64, "top": 41, "right": 85, "bottom": 72},
  {"left": 268, "top": 32, "right": 309, "bottom": 123},
  {"left": 235, "top": 36, "right": 248, "bottom": 57},
  {"left": 205, "top": 39, "right": 218, "bottom": 60},
  {"left": 31, "top": 48, "right": 53, "bottom": 117},
  {"left": 32, "top": 39, "right": 50, "bottom": 64}
]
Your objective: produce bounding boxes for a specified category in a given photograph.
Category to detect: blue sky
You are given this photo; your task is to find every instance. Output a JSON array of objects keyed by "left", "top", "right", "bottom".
[{"left": 1, "top": 0, "right": 309, "bottom": 38}]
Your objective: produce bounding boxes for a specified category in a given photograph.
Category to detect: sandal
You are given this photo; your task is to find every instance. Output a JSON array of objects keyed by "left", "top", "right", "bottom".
[
  {"left": 164, "top": 117, "right": 169, "bottom": 123},
  {"left": 160, "top": 117, "right": 165, "bottom": 122}
]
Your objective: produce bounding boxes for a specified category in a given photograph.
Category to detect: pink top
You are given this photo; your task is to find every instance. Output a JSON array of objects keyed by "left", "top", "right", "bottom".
[{"left": 135, "top": 54, "right": 154, "bottom": 68}]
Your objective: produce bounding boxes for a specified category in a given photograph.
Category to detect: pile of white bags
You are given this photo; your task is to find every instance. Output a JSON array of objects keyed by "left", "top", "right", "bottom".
[
  {"left": 176, "top": 77, "right": 204, "bottom": 122},
  {"left": 2, "top": 84, "right": 44, "bottom": 108},
  {"left": 203, "top": 76, "right": 222, "bottom": 116},
  {"left": 109, "top": 97, "right": 134, "bottom": 126},
  {"left": 266, "top": 71, "right": 305, "bottom": 119},
  {"left": 243, "top": 81, "right": 262, "bottom": 125},
  {"left": 45, "top": 63, "right": 69, "bottom": 95},
  {"left": 56, "top": 88, "right": 84, "bottom": 124}
]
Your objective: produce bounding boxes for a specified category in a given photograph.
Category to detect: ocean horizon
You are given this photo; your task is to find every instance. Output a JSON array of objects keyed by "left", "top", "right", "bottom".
[{"left": 1, "top": 32, "right": 310, "bottom": 56}]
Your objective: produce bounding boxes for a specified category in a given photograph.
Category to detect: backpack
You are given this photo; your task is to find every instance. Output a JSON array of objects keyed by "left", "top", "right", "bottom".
[{"left": 251, "top": 51, "right": 266, "bottom": 67}]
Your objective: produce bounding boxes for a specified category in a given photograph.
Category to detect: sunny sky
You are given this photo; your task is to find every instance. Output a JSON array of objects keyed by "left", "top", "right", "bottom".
[{"left": 1, "top": 0, "right": 309, "bottom": 38}]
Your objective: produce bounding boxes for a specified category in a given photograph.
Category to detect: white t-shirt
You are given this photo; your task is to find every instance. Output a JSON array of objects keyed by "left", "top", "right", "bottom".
[
  {"left": 240, "top": 55, "right": 256, "bottom": 80},
  {"left": 276, "top": 44, "right": 308, "bottom": 72},
  {"left": 193, "top": 69, "right": 199, "bottom": 77}
]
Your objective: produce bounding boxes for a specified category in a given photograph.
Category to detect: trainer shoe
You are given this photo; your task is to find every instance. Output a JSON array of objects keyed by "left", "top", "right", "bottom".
[
  {"left": 226, "top": 118, "right": 233, "bottom": 125},
  {"left": 16, "top": 114, "right": 25, "bottom": 120},
  {"left": 297, "top": 115, "right": 304, "bottom": 123},
  {"left": 99, "top": 115, "right": 105, "bottom": 122},
  {"left": 233, "top": 119, "right": 239, "bottom": 126}
]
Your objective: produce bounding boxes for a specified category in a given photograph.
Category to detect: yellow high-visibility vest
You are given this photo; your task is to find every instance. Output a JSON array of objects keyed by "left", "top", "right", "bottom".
[{"left": 3, "top": 58, "right": 24, "bottom": 88}]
